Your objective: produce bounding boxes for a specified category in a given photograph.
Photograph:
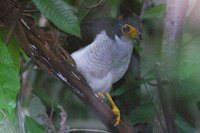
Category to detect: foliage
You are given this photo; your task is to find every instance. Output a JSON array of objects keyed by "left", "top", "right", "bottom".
[
  {"left": 0, "top": 33, "right": 20, "bottom": 132},
  {"left": 76, "top": 0, "right": 98, "bottom": 21},
  {"left": 143, "top": 4, "right": 166, "bottom": 19},
  {"left": 108, "top": 0, "right": 121, "bottom": 18},
  {"left": 1, "top": 0, "right": 200, "bottom": 132},
  {"left": 176, "top": 115, "right": 196, "bottom": 133},
  {"left": 32, "top": 0, "right": 80, "bottom": 37},
  {"left": 130, "top": 97, "right": 154, "bottom": 125},
  {"left": 25, "top": 117, "right": 45, "bottom": 133},
  {"left": 0, "top": 39, "right": 20, "bottom": 115}
]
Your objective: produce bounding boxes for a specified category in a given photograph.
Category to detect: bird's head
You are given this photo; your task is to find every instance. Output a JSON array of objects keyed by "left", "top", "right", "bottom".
[
  {"left": 80, "top": 17, "right": 142, "bottom": 44},
  {"left": 117, "top": 18, "right": 142, "bottom": 41}
]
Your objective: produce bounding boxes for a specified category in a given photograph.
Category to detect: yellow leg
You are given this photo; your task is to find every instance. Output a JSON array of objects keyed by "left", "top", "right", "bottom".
[
  {"left": 106, "top": 93, "right": 120, "bottom": 126},
  {"left": 97, "top": 92, "right": 104, "bottom": 98}
]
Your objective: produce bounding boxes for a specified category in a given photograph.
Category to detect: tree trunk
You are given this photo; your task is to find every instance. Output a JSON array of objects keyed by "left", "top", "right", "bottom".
[{"left": 157, "top": 0, "right": 189, "bottom": 133}]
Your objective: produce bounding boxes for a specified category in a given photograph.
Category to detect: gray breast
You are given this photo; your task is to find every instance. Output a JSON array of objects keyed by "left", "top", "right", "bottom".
[
  {"left": 110, "top": 35, "right": 133, "bottom": 83},
  {"left": 71, "top": 31, "right": 133, "bottom": 92}
]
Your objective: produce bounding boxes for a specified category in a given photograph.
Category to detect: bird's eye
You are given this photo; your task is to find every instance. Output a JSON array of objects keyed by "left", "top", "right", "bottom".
[
  {"left": 121, "top": 24, "right": 139, "bottom": 39},
  {"left": 122, "top": 24, "right": 131, "bottom": 33}
]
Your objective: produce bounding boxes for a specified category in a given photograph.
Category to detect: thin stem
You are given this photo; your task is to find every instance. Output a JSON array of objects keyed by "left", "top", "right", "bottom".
[
  {"left": 144, "top": 83, "right": 166, "bottom": 132},
  {"left": 182, "top": 32, "right": 200, "bottom": 47},
  {"left": 66, "top": 128, "right": 111, "bottom": 133},
  {"left": 0, "top": 109, "right": 8, "bottom": 120},
  {"left": 86, "top": 0, "right": 104, "bottom": 9}
]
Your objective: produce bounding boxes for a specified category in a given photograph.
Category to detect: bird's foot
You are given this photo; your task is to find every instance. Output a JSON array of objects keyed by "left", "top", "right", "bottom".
[
  {"left": 105, "top": 93, "right": 120, "bottom": 126},
  {"left": 97, "top": 92, "right": 105, "bottom": 102},
  {"left": 97, "top": 92, "right": 121, "bottom": 125},
  {"left": 112, "top": 106, "right": 120, "bottom": 126},
  {"left": 97, "top": 92, "right": 104, "bottom": 98}
]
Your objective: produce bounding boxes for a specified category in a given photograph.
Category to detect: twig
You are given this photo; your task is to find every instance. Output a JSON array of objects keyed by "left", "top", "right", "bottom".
[
  {"left": 0, "top": 109, "right": 8, "bottom": 120},
  {"left": 58, "top": 105, "right": 69, "bottom": 133},
  {"left": 22, "top": 9, "right": 39, "bottom": 13},
  {"left": 140, "top": 0, "right": 151, "bottom": 19},
  {"left": 46, "top": 106, "right": 57, "bottom": 133},
  {"left": 147, "top": 81, "right": 158, "bottom": 87},
  {"left": 182, "top": 32, "right": 200, "bottom": 47},
  {"left": 65, "top": 128, "right": 111, "bottom": 133},
  {"left": 144, "top": 83, "right": 165, "bottom": 132},
  {"left": 155, "top": 63, "right": 175, "bottom": 133},
  {"left": 86, "top": 0, "right": 104, "bottom": 9},
  {"left": 0, "top": 109, "right": 9, "bottom": 128}
]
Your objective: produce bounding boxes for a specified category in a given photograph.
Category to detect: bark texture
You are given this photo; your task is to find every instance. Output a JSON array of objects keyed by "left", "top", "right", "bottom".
[{"left": 157, "top": 0, "right": 189, "bottom": 133}]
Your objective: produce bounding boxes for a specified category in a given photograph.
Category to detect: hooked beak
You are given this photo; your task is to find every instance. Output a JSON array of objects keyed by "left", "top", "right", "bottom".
[{"left": 128, "top": 28, "right": 142, "bottom": 41}]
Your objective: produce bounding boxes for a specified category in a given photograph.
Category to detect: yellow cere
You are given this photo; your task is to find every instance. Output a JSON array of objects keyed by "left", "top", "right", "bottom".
[{"left": 121, "top": 24, "right": 138, "bottom": 39}]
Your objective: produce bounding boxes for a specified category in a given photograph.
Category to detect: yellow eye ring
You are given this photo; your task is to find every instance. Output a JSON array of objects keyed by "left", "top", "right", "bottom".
[{"left": 121, "top": 24, "right": 138, "bottom": 39}]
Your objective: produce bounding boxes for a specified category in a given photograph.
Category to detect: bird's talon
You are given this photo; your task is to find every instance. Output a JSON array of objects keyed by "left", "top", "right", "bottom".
[
  {"left": 97, "top": 92, "right": 104, "bottom": 98},
  {"left": 112, "top": 108, "right": 120, "bottom": 126},
  {"left": 97, "top": 92, "right": 105, "bottom": 102}
]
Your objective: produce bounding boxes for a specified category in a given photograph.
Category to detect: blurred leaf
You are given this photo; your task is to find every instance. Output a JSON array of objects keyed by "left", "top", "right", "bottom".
[
  {"left": 77, "top": 0, "right": 98, "bottom": 21},
  {"left": 21, "top": 49, "right": 29, "bottom": 62},
  {"left": 0, "top": 39, "right": 20, "bottom": 115},
  {"left": 111, "top": 78, "right": 152, "bottom": 96},
  {"left": 7, "top": 39, "right": 21, "bottom": 71},
  {"left": 25, "top": 117, "right": 45, "bottom": 133},
  {"left": 178, "top": 34, "right": 200, "bottom": 104},
  {"left": 134, "top": 43, "right": 143, "bottom": 53},
  {"left": 111, "top": 87, "right": 130, "bottom": 97},
  {"left": 142, "top": 4, "right": 166, "bottom": 19},
  {"left": 108, "top": 0, "right": 121, "bottom": 18},
  {"left": 28, "top": 95, "right": 46, "bottom": 125},
  {"left": 33, "top": 88, "right": 59, "bottom": 107},
  {"left": 0, "top": 118, "right": 17, "bottom": 133},
  {"left": 32, "top": 0, "right": 81, "bottom": 37},
  {"left": 176, "top": 115, "right": 196, "bottom": 133},
  {"left": 130, "top": 102, "right": 154, "bottom": 125}
]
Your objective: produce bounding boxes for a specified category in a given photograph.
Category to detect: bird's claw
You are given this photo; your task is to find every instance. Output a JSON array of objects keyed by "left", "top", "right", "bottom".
[
  {"left": 97, "top": 92, "right": 105, "bottom": 102},
  {"left": 112, "top": 107, "right": 120, "bottom": 126},
  {"left": 97, "top": 92, "right": 104, "bottom": 98}
]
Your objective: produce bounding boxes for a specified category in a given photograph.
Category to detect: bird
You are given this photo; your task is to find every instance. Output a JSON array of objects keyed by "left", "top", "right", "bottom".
[{"left": 71, "top": 17, "right": 142, "bottom": 126}]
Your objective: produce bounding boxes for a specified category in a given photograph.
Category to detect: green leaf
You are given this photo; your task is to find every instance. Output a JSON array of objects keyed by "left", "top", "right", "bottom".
[
  {"left": 32, "top": 0, "right": 81, "bottom": 37},
  {"left": 108, "top": 0, "right": 121, "bottom": 18},
  {"left": 176, "top": 115, "right": 196, "bottom": 133},
  {"left": 134, "top": 43, "right": 143, "bottom": 53},
  {"left": 111, "top": 78, "right": 152, "bottom": 96},
  {"left": 0, "top": 39, "right": 20, "bottom": 115},
  {"left": 143, "top": 4, "right": 166, "bottom": 19},
  {"left": 77, "top": 0, "right": 98, "bottom": 21},
  {"left": 25, "top": 117, "right": 45, "bottom": 133},
  {"left": 177, "top": 34, "right": 200, "bottom": 104},
  {"left": 130, "top": 102, "right": 154, "bottom": 125},
  {"left": 7, "top": 39, "right": 21, "bottom": 71},
  {"left": 111, "top": 87, "right": 130, "bottom": 97}
]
